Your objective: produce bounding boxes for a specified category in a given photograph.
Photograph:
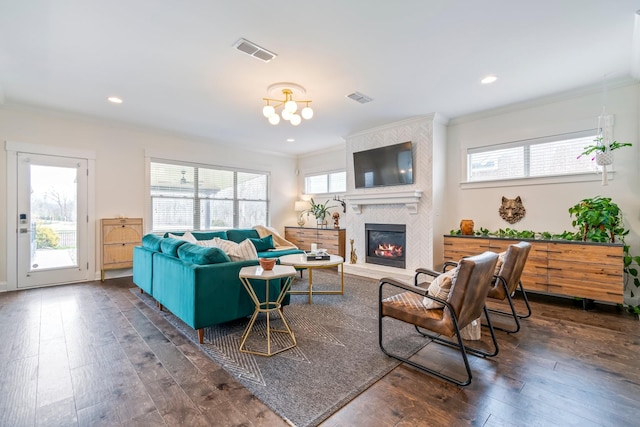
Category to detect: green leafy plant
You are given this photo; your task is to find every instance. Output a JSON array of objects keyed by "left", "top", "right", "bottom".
[
  {"left": 568, "top": 196, "right": 626, "bottom": 243},
  {"left": 36, "top": 223, "right": 59, "bottom": 248},
  {"left": 306, "top": 198, "right": 334, "bottom": 221},
  {"left": 577, "top": 137, "right": 632, "bottom": 160}
]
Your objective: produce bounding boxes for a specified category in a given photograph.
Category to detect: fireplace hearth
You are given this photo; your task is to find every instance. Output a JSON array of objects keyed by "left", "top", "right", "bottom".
[{"left": 365, "top": 223, "right": 406, "bottom": 269}]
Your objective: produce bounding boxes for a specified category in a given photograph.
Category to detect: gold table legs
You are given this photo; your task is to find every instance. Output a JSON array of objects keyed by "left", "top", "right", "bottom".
[
  {"left": 289, "top": 263, "right": 344, "bottom": 304},
  {"left": 239, "top": 274, "right": 296, "bottom": 357}
]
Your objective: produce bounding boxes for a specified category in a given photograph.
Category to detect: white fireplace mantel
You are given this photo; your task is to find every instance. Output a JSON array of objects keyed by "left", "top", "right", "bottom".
[{"left": 345, "top": 190, "right": 423, "bottom": 214}]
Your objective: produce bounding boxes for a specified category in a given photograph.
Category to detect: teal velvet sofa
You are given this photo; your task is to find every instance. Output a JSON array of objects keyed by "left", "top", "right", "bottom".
[{"left": 132, "top": 229, "right": 303, "bottom": 343}]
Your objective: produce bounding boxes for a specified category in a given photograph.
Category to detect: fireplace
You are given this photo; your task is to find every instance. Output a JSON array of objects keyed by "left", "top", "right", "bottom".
[{"left": 365, "top": 223, "right": 406, "bottom": 269}]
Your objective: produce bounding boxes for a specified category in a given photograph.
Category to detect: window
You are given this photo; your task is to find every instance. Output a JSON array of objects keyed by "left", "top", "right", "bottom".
[
  {"left": 150, "top": 160, "right": 268, "bottom": 232},
  {"left": 304, "top": 171, "right": 346, "bottom": 194},
  {"left": 466, "top": 130, "right": 599, "bottom": 183}
]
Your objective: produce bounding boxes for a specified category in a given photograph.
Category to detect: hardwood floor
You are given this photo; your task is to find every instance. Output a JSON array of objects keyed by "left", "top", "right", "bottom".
[{"left": 0, "top": 275, "right": 638, "bottom": 426}]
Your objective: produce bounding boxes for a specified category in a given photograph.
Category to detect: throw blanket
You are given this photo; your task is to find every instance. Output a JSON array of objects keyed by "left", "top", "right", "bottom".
[{"left": 253, "top": 225, "right": 298, "bottom": 250}]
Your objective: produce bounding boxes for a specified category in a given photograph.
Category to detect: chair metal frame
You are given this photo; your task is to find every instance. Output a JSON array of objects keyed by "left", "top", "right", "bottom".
[{"left": 378, "top": 252, "right": 499, "bottom": 386}]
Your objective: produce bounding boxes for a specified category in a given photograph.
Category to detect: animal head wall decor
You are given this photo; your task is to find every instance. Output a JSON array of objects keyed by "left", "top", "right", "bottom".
[{"left": 499, "top": 196, "right": 526, "bottom": 224}]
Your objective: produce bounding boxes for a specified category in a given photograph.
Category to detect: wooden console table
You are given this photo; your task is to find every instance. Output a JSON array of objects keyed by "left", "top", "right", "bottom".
[
  {"left": 443, "top": 235, "right": 624, "bottom": 304},
  {"left": 285, "top": 226, "right": 346, "bottom": 259}
]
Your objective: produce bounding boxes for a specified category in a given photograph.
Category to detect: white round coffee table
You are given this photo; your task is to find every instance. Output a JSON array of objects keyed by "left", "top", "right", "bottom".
[{"left": 278, "top": 253, "right": 344, "bottom": 304}]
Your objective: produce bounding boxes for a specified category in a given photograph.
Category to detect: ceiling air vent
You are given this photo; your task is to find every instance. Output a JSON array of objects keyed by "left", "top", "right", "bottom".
[
  {"left": 232, "top": 38, "right": 277, "bottom": 63},
  {"left": 346, "top": 91, "right": 373, "bottom": 104}
]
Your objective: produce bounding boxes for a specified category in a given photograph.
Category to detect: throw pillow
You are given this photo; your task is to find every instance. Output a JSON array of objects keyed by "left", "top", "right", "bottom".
[
  {"left": 168, "top": 231, "right": 197, "bottom": 243},
  {"left": 177, "top": 243, "right": 230, "bottom": 265},
  {"left": 226, "top": 229, "right": 260, "bottom": 243},
  {"left": 196, "top": 239, "right": 219, "bottom": 248},
  {"left": 460, "top": 317, "right": 482, "bottom": 340},
  {"left": 227, "top": 239, "right": 258, "bottom": 262},
  {"left": 422, "top": 269, "right": 456, "bottom": 309},
  {"left": 249, "top": 235, "right": 275, "bottom": 252},
  {"left": 212, "top": 237, "right": 238, "bottom": 253}
]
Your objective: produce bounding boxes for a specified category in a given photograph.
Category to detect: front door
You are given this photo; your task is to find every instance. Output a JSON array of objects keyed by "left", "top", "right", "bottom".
[{"left": 16, "top": 153, "right": 89, "bottom": 288}]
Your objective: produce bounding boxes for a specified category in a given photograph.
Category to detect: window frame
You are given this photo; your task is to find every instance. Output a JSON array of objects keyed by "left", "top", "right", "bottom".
[
  {"left": 148, "top": 158, "right": 270, "bottom": 232},
  {"left": 461, "top": 129, "right": 614, "bottom": 189},
  {"left": 304, "top": 170, "right": 347, "bottom": 195}
]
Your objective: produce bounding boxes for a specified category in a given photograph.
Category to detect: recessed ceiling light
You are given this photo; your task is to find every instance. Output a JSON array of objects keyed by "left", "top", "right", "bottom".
[
  {"left": 287, "top": 138, "right": 295, "bottom": 142},
  {"left": 480, "top": 75, "right": 498, "bottom": 85},
  {"left": 107, "top": 96, "right": 123, "bottom": 104}
]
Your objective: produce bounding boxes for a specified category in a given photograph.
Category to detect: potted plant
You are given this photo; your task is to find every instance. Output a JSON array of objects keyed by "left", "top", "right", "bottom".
[
  {"left": 566, "top": 196, "right": 640, "bottom": 315},
  {"left": 307, "top": 198, "right": 334, "bottom": 228},
  {"left": 577, "top": 137, "right": 632, "bottom": 165},
  {"left": 568, "top": 196, "right": 626, "bottom": 243}
]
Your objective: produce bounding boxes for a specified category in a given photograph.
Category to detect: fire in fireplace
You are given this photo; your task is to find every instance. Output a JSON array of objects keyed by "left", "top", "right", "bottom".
[{"left": 365, "top": 223, "right": 406, "bottom": 268}]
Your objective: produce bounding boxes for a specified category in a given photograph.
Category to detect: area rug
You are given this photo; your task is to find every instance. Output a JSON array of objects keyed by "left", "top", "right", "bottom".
[{"left": 133, "top": 269, "right": 427, "bottom": 427}]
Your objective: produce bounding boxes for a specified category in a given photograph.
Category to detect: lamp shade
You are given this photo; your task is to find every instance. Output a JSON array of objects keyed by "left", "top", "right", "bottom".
[
  {"left": 290, "top": 114, "right": 302, "bottom": 126},
  {"left": 301, "top": 106, "right": 313, "bottom": 120},
  {"left": 262, "top": 105, "right": 275, "bottom": 118},
  {"left": 285, "top": 99, "right": 297, "bottom": 113},
  {"left": 294, "top": 200, "right": 308, "bottom": 212},
  {"left": 268, "top": 114, "right": 280, "bottom": 125}
]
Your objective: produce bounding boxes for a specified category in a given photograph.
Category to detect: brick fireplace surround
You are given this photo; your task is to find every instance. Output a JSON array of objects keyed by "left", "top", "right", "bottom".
[{"left": 343, "top": 114, "right": 448, "bottom": 281}]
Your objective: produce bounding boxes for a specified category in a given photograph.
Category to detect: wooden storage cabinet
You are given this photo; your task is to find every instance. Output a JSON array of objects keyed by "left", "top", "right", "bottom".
[
  {"left": 547, "top": 242, "right": 623, "bottom": 303},
  {"left": 443, "top": 235, "right": 623, "bottom": 303},
  {"left": 285, "top": 227, "right": 346, "bottom": 259},
  {"left": 101, "top": 218, "right": 143, "bottom": 281}
]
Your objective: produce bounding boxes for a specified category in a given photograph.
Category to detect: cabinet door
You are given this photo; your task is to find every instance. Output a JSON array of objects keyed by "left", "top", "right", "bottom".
[
  {"left": 316, "top": 229, "right": 346, "bottom": 258},
  {"left": 285, "top": 227, "right": 316, "bottom": 251},
  {"left": 443, "top": 236, "right": 491, "bottom": 263},
  {"left": 547, "top": 243, "right": 623, "bottom": 303},
  {"left": 103, "top": 243, "right": 139, "bottom": 267},
  {"left": 103, "top": 218, "right": 143, "bottom": 243},
  {"left": 519, "top": 242, "right": 548, "bottom": 292}
]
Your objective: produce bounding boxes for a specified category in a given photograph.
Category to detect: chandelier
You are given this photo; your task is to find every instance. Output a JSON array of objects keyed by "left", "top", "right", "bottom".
[{"left": 262, "top": 83, "right": 313, "bottom": 126}]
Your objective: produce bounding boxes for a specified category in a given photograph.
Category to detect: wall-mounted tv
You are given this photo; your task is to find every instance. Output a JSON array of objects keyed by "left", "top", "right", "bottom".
[{"left": 353, "top": 141, "right": 414, "bottom": 189}]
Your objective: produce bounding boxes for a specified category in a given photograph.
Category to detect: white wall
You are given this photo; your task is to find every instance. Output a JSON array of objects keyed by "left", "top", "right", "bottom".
[
  {"left": 446, "top": 82, "right": 638, "bottom": 235},
  {"left": 1, "top": 107, "right": 298, "bottom": 285},
  {"left": 295, "top": 144, "right": 346, "bottom": 226},
  {"left": 295, "top": 82, "right": 640, "bottom": 301},
  {"left": 446, "top": 82, "right": 640, "bottom": 302}
]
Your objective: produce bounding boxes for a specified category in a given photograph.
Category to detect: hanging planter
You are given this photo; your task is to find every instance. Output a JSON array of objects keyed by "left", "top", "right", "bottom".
[
  {"left": 595, "top": 151, "right": 613, "bottom": 166},
  {"left": 578, "top": 137, "right": 631, "bottom": 186}
]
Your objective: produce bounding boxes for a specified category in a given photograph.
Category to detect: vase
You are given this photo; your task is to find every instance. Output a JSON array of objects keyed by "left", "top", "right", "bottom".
[
  {"left": 316, "top": 218, "right": 327, "bottom": 229},
  {"left": 460, "top": 219, "right": 474, "bottom": 235}
]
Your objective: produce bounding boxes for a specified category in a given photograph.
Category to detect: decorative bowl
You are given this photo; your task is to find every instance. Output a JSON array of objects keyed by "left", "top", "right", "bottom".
[{"left": 259, "top": 257, "right": 276, "bottom": 271}]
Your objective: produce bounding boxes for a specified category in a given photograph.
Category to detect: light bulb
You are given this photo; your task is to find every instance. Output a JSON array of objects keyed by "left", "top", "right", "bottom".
[
  {"left": 262, "top": 105, "right": 275, "bottom": 118},
  {"left": 268, "top": 114, "right": 280, "bottom": 125},
  {"left": 301, "top": 106, "right": 313, "bottom": 120},
  {"left": 281, "top": 109, "right": 292, "bottom": 121},
  {"left": 290, "top": 114, "right": 301, "bottom": 126},
  {"left": 285, "top": 99, "right": 297, "bottom": 113}
]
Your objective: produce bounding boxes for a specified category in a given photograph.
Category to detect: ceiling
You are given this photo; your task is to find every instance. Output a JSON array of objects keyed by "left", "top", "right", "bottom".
[{"left": 1, "top": 1, "right": 639, "bottom": 156}]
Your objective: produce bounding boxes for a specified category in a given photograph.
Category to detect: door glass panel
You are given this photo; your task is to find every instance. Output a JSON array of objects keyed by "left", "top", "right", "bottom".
[{"left": 30, "top": 164, "right": 78, "bottom": 270}]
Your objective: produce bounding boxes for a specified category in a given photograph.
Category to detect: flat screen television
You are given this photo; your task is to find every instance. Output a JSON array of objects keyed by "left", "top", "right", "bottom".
[{"left": 353, "top": 141, "right": 414, "bottom": 188}]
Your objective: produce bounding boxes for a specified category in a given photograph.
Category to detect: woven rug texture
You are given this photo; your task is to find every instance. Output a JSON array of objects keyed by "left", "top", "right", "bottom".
[{"left": 133, "top": 269, "right": 427, "bottom": 427}]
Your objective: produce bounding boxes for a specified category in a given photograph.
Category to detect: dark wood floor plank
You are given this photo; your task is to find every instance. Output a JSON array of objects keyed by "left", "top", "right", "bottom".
[
  {"left": 1, "top": 275, "right": 639, "bottom": 427},
  {"left": 143, "top": 376, "right": 211, "bottom": 426},
  {"left": 35, "top": 396, "right": 78, "bottom": 427}
]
